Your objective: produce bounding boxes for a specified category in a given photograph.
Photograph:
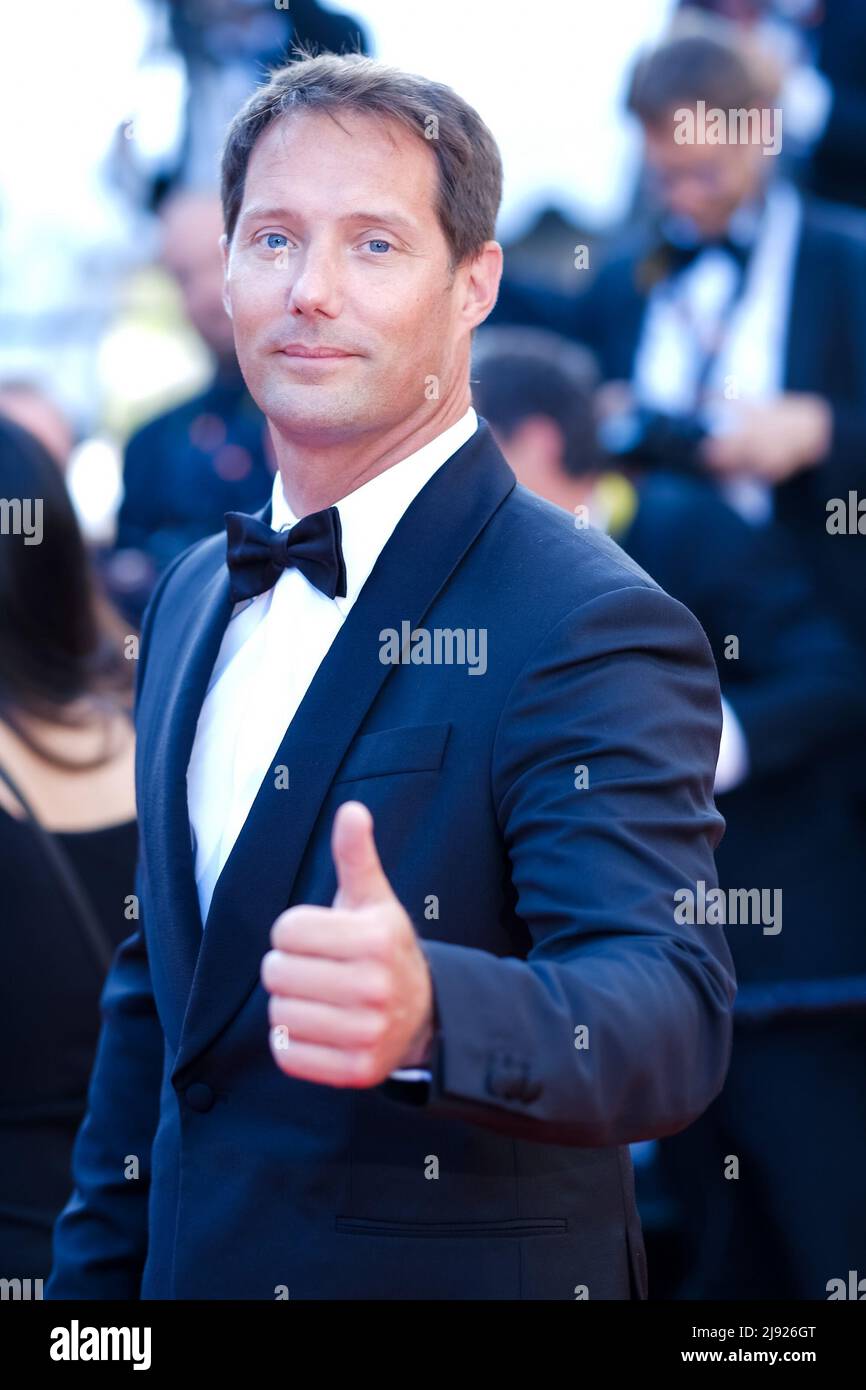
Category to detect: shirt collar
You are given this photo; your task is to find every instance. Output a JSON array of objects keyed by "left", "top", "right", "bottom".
[{"left": 269, "top": 406, "right": 478, "bottom": 607}]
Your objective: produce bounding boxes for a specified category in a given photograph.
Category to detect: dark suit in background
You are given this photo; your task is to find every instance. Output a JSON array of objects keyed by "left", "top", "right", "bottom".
[{"left": 114, "top": 363, "right": 273, "bottom": 624}]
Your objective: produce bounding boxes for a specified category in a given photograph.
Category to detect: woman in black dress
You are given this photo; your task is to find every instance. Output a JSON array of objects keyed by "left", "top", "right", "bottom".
[{"left": 0, "top": 415, "right": 138, "bottom": 1284}]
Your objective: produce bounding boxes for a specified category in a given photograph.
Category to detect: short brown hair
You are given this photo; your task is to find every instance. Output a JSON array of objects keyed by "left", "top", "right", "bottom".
[
  {"left": 626, "top": 12, "right": 779, "bottom": 124},
  {"left": 220, "top": 50, "right": 503, "bottom": 270}
]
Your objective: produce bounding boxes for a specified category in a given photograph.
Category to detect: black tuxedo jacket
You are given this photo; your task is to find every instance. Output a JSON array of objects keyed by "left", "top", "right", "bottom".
[
  {"left": 491, "top": 194, "right": 866, "bottom": 652},
  {"left": 47, "top": 421, "right": 734, "bottom": 1300}
]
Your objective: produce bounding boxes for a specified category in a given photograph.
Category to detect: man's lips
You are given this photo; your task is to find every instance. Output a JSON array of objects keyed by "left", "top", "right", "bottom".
[{"left": 276, "top": 344, "right": 358, "bottom": 358}]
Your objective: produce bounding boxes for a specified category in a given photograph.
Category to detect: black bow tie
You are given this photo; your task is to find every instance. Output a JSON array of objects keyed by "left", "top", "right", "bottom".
[
  {"left": 225, "top": 507, "right": 348, "bottom": 604},
  {"left": 662, "top": 234, "right": 752, "bottom": 277}
]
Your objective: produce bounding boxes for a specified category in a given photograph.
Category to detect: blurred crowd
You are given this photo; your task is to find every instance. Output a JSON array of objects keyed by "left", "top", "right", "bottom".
[{"left": 1, "top": 0, "right": 864, "bottom": 1299}]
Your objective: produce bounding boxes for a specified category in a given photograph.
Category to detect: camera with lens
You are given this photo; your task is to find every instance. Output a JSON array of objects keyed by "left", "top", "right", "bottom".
[{"left": 597, "top": 406, "right": 708, "bottom": 473}]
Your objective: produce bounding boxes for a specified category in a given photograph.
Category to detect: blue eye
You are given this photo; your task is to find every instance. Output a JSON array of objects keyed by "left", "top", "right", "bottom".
[
  {"left": 263, "top": 233, "right": 288, "bottom": 250},
  {"left": 366, "top": 239, "right": 391, "bottom": 254}
]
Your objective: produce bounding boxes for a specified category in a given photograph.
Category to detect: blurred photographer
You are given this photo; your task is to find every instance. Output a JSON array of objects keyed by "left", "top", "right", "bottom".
[{"left": 491, "top": 11, "right": 866, "bottom": 655}]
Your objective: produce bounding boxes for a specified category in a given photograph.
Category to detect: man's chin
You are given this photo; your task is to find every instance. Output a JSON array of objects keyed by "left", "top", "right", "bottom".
[{"left": 262, "top": 388, "right": 373, "bottom": 442}]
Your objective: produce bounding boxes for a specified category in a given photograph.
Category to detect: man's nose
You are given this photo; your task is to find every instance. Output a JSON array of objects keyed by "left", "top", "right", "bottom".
[{"left": 286, "top": 242, "right": 342, "bottom": 317}]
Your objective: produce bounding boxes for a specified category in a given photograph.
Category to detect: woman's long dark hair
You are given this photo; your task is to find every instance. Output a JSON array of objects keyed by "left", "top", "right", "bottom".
[{"left": 0, "top": 414, "right": 134, "bottom": 768}]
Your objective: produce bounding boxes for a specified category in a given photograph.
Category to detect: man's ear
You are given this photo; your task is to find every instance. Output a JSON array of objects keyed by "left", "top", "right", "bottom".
[
  {"left": 220, "top": 233, "right": 233, "bottom": 319},
  {"left": 462, "top": 241, "right": 504, "bottom": 331}
]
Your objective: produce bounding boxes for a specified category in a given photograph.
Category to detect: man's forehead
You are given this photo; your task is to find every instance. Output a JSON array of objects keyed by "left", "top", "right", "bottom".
[
  {"left": 248, "top": 108, "right": 429, "bottom": 173},
  {"left": 241, "top": 110, "right": 437, "bottom": 222}
]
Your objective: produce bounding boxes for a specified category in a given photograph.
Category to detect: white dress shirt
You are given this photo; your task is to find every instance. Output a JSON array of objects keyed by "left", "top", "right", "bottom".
[{"left": 186, "top": 405, "right": 478, "bottom": 1079}]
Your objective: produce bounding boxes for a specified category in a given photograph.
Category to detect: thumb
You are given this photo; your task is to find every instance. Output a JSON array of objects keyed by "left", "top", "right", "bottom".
[{"left": 331, "top": 801, "right": 394, "bottom": 909}]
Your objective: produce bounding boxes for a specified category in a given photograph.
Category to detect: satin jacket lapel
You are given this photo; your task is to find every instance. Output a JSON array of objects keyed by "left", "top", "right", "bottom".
[
  {"left": 140, "top": 503, "right": 272, "bottom": 1051},
  {"left": 171, "top": 421, "right": 515, "bottom": 1078}
]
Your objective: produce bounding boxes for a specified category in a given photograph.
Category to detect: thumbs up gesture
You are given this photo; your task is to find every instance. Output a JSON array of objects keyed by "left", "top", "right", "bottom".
[{"left": 261, "top": 801, "right": 434, "bottom": 1087}]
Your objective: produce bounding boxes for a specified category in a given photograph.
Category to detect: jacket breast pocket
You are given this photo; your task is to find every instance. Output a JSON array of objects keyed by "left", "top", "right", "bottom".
[
  {"left": 334, "top": 1215, "right": 567, "bottom": 1238},
  {"left": 332, "top": 722, "right": 451, "bottom": 783}
]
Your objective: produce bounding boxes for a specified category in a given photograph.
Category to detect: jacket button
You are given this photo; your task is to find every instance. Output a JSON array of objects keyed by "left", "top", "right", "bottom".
[
  {"left": 485, "top": 1055, "right": 539, "bottom": 1103},
  {"left": 185, "top": 1082, "right": 215, "bottom": 1113}
]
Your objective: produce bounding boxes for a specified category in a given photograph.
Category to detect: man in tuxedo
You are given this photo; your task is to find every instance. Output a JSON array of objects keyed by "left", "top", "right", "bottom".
[
  {"left": 47, "top": 53, "right": 735, "bottom": 1302},
  {"left": 472, "top": 323, "right": 866, "bottom": 1298},
  {"left": 491, "top": 13, "right": 866, "bottom": 656}
]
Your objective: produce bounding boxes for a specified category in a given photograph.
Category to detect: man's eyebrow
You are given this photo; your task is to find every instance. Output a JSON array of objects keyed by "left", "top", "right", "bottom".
[
  {"left": 339, "top": 210, "right": 418, "bottom": 234},
  {"left": 236, "top": 205, "right": 293, "bottom": 225},
  {"left": 237, "top": 205, "right": 418, "bottom": 234}
]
